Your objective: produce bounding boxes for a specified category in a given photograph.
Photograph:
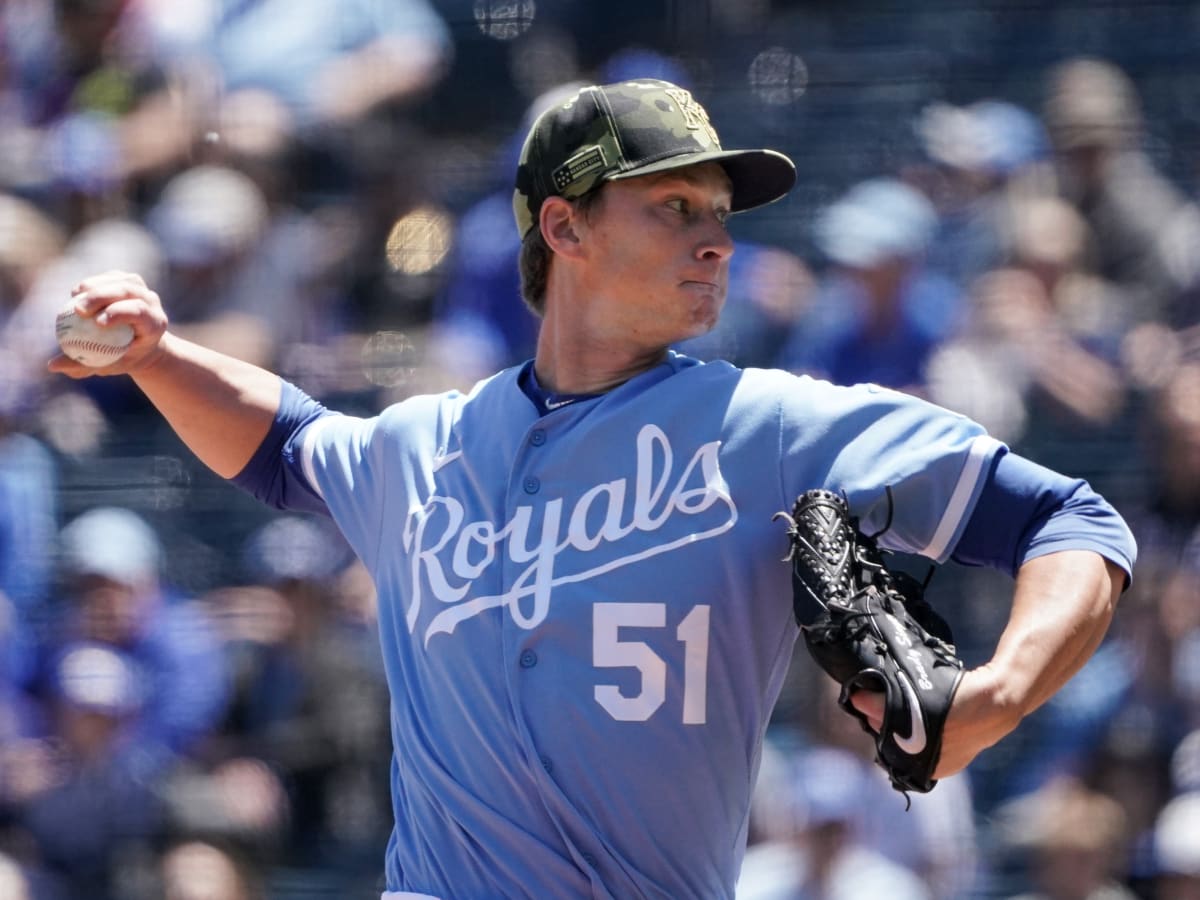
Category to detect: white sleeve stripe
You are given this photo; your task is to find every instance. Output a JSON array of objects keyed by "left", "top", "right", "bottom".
[
  {"left": 299, "top": 415, "right": 336, "bottom": 501},
  {"left": 921, "top": 435, "right": 1002, "bottom": 561}
]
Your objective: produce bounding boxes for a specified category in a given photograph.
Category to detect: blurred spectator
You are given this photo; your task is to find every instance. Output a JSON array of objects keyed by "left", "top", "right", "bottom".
[
  {"left": 0, "top": 0, "right": 453, "bottom": 207},
  {"left": 162, "top": 754, "right": 291, "bottom": 865},
  {"left": 1113, "top": 363, "right": 1200, "bottom": 759},
  {"left": 0, "top": 592, "right": 47, "bottom": 828},
  {"left": 0, "top": 425, "right": 59, "bottom": 689},
  {"left": 194, "top": 516, "right": 389, "bottom": 876},
  {"left": 754, "top": 676, "right": 978, "bottom": 899},
  {"left": 997, "top": 776, "right": 1136, "bottom": 900},
  {"left": 140, "top": 163, "right": 337, "bottom": 372},
  {"left": 0, "top": 0, "right": 190, "bottom": 221},
  {"left": 738, "top": 744, "right": 935, "bottom": 900},
  {"left": 2, "top": 0, "right": 456, "bottom": 381},
  {"left": 911, "top": 98, "right": 1053, "bottom": 287},
  {"left": 1043, "top": 56, "right": 1200, "bottom": 328},
  {"left": 13, "top": 641, "right": 166, "bottom": 900},
  {"left": 0, "top": 188, "right": 63, "bottom": 274},
  {"left": 140, "top": 158, "right": 368, "bottom": 402},
  {"left": 1094, "top": 367, "right": 1200, "bottom": 840},
  {"left": 1154, "top": 792, "right": 1200, "bottom": 900},
  {"left": 140, "top": 0, "right": 452, "bottom": 136},
  {"left": 1083, "top": 726, "right": 1174, "bottom": 893},
  {"left": 776, "top": 177, "right": 963, "bottom": 393},
  {"left": 1171, "top": 730, "right": 1200, "bottom": 795},
  {"left": 928, "top": 195, "right": 1131, "bottom": 447},
  {"left": 0, "top": 192, "right": 68, "bottom": 417},
  {"left": 126, "top": 0, "right": 454, "bottom": 220},
  {"left": 1127, "top": 362, "right": 1200, "bottom": 557},
  {"left": 1063, "top": 475, "right": 1200, "bottom": 886},
  {"left": 47, "top": 506, "right": 230, "bottom": 779},
  {"left": 0, "top": 850, "right": 32, "bottom": 900},
  {"left": 160, "top": 838, "right": 262, "bottom": 900},
  {"left": 0, "top": 197, "right": 72, "bottom": 693},
  {"left": 0, "top": 191, "right": 67, "bottom": 332}
]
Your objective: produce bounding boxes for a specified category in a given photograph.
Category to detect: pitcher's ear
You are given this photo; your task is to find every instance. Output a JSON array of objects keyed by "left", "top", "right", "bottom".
[{"left": 540, "top": 196, "right": 585, "bottom": 259}]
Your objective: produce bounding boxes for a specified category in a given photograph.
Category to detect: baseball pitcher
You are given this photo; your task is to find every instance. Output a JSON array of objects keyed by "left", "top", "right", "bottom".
[{"left": 51, "top": 80, "right": 1135, "bottom": 899}]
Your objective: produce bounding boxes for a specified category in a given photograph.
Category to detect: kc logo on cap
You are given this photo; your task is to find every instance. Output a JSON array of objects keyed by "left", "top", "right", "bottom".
[{"left": 664, "top": 87, "right": 720, "bottom": 146}]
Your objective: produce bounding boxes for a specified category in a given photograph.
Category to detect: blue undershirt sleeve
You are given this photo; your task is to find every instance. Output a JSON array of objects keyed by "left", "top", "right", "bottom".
[
  {"left": 952, "top": 448, "right": 1136, "bottom": 585},
  {"left": 229, "top": 380, "right": 331, "bottom": 515}
]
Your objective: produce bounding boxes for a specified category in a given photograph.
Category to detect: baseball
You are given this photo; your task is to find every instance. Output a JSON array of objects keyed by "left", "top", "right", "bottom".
[{"left": 55, "top": 305, "right": 134, "bottom": 368}]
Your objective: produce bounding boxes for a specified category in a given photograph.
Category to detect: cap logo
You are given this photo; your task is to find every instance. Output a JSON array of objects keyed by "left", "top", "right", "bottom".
[
  {"left": 552, "top": 145, "right": 608, "bottom": 192},
  {"left": 664, "top": 87, "right": 720, "bottom": 146}
]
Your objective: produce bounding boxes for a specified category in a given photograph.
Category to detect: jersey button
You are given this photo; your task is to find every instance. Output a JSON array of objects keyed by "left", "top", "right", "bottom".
[
  {"left": 523, "top": 477, "right": 540, "bottom": 494},
  {"left": 519, "top": 650, "right": 538, "bottom": 668},
  {"left": 539, "top": 755, "right": 553, "bottom": 773},
  {"left": 530, "top": 429, "right": 546, "bottom": 446}
]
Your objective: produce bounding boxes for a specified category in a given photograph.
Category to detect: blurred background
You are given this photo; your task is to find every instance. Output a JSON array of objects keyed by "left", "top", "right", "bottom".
[{"left": 1, "top": 1, "right": 1199, "bottom": 897}]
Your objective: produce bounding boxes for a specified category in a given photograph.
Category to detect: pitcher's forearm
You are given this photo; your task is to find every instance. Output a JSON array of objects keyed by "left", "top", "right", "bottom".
[
  {"left": 987, "top": 551, "right": 1122, "bottom": 715},
  {"left": 132, "top": 333, "right": 282, "bottom": 479},
  {"left": 935, "top": 551, "right": 1123, "bottom": 778}
]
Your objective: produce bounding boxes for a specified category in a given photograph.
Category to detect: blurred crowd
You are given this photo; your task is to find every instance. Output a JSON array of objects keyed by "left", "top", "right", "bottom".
[{"left": 2, "top": 1, "right": 1200, "bottom": 898}]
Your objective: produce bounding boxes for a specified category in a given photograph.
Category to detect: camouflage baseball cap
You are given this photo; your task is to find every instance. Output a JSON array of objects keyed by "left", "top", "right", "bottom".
[{"left": 513, "top": 79, "right": 796, "bottom": 238}]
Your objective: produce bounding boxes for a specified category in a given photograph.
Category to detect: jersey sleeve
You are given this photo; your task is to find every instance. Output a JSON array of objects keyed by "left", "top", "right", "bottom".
[
  {"left": 776, "top": 376, "right": 1004, "bottom": 563},
  {"left": 229, "top": 380, "right": 389, "bottom": 571},
  {"left": 230, "top": 373, "right": 463, "bottom": 576},
  {"left": 230, "top": 379, "right": 331, "bottom": 515},
  {"left": 953, "top": 448, "right": 1137, "bottom": 583},
  {"left": 291, "top": 403, "right": 394, "bottom": 573}
]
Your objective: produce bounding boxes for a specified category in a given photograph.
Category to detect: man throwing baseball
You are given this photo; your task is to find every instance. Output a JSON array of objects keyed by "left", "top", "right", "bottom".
[{"left": 52, "top": 79, "right": 1135, "bottom": 899}]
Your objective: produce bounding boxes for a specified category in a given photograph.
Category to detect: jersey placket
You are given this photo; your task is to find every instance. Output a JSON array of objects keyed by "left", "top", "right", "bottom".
[{"left": 500, "top": 413, "right": 614, "bottom": 890}]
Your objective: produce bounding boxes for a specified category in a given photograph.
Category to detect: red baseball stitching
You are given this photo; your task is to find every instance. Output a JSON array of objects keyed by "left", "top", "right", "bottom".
[{"left": 63, "top": 339, "right": 128, "bottom": 359}]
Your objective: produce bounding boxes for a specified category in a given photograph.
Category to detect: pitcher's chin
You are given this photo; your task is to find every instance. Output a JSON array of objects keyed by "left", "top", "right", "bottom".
[{"left": 681, "top": 291, "right": 724, "bottom": 336}]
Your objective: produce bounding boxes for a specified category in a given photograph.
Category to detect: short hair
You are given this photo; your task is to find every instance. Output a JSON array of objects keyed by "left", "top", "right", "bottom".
[
  {"left": 518, "top": 186, "right": 606, "bottom": 316},
  {"left": 1043, "top": 58, "right": 1141, "bottom": 151}
]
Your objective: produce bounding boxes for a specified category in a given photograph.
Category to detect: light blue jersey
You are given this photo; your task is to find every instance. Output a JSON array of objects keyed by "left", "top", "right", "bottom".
[{"left": 284, "top": 353, "right": 1003, "bottom": 898}]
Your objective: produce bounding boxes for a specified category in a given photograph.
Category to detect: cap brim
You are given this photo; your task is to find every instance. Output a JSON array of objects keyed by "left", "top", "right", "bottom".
[{"left": 608, "top": 148, "right": 796, "bottom": 213}]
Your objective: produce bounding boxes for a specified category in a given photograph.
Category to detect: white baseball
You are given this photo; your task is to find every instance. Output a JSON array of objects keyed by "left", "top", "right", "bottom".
[{"left": 55, "top": 305, "right": 134, "bottom": 368}]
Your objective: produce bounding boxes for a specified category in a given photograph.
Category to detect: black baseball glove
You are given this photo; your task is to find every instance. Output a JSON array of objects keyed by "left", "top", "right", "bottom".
[{"left": 776, "top": 488, "right": 965, "bottom": 797}]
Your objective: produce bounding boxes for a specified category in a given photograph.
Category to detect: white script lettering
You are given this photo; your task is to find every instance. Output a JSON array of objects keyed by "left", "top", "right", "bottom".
[{"left": 401, "top": 424, "right": 736, "bottom": 645}]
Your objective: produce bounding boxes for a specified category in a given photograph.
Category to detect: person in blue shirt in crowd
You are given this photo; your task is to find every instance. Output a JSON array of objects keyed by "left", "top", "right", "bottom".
[
  {"left": 0, "top": 422, "right": 57, "bottom": 690},
  {"left": 775, "top": 177, "right": 963, "bottom": 394},
  {"left": 911, "top": 98, "right": 1053, "bottom": 289},
  {"left": 4, "top": 508, "right": 233, "bottom": 893},
  {"left": 15, "top": 641, "right": 166, "bottom": 900},
  {"left": 44, "top": 506, "right": 230, "bottom": 780}
]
